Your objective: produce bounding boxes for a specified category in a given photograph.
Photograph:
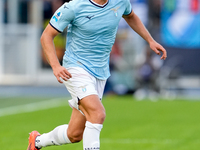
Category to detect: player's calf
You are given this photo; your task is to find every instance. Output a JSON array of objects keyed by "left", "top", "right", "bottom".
[{"left": 67, "top": 128, "right": 84, "bottom": 143}]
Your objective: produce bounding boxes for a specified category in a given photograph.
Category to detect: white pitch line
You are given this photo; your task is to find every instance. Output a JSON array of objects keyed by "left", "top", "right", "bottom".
[{"left": 0, "top": 98, "right": 69, "bottom": 117}]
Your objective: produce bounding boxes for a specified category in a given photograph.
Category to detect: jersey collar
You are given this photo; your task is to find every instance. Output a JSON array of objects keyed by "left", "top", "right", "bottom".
[{"left": 89, "top": 0, "right": 109, "bottom": 8}]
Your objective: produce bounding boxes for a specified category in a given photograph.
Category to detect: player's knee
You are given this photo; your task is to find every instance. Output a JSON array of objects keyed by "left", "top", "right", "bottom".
[
  {"left": 100, "top": 110, "right": 106, "bottom": 122},
  {"left": 95, "top": 109, "right": 106, "bottom": 124},
  {"left": 67, "top": 129, "right": 83, "bottom": 143}
]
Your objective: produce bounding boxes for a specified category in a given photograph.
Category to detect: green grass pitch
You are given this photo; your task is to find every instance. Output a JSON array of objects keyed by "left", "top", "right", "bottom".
[{"left": 0, "top": 95, "right": 200, "bottom": 150}]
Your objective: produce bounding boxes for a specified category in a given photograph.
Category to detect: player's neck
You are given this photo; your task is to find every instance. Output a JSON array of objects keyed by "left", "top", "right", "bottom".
[{"left": 92, "top": 0, "right": 108, "bottom": 5}]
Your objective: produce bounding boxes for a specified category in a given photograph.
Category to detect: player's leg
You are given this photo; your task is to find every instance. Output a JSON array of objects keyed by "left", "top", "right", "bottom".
[
  {"left": 67, "top": 107, "right": 86, "bottom": 143},
  {"left": 27, "top": 107, "right": 86, "bottom": 150},
  {"left": 79, "top": 95, "right": 105, "bottom": 124},
  {"left": 63, "top": 67, "right": 106, "bottom": 150},
  {"left": 79, "top": 94, "right": 106, "bottom": 150}
]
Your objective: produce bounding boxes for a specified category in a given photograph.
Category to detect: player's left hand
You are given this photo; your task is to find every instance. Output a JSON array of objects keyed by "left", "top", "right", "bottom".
[{"left": 149, "top": 41, "right": 167, "bottom": 60}]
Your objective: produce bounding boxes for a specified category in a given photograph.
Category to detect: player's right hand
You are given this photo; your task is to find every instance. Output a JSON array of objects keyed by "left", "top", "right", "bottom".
[
  {"left": 149, "top": 41, "right": 167, "bottom": 60},
  {"left": 53, "top": 66, "right": 72, "bottom": 83}
]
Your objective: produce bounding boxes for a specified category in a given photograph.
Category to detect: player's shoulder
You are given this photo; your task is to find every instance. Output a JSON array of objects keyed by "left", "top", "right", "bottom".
[
  {"left": 66, "top": 0, "right": 79, "bottom": 6},
  {"left": 121, "top": 0, "right": 131, "bottom": 4},
  {"left": 66, "top": 0, "right": 87, "bottom": 7},
  {"left": 110, "top": 0, "right": 130, "bottom": 5},
  {"left": 64, "top": 0, "right": 88, "bottom": 12},
  {"left": 55, "top": 0, "right": 84, "bottom": 16}
]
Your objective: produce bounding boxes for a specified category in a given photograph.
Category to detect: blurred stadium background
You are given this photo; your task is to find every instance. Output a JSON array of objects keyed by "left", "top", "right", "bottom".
[
  {"left": 0, "top": 0, "right": 200, "bottom": 99},
  {"left": 0, "top": 0, "right": 200, "bottom": 150}
]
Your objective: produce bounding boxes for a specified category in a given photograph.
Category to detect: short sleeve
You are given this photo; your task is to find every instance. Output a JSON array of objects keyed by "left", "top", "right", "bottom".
[
  {"left": 49, "top": 2, "right": 75, "bottom": 32},
  {"left": 123, "top": 0, "right": 132, "bottom": 16}
]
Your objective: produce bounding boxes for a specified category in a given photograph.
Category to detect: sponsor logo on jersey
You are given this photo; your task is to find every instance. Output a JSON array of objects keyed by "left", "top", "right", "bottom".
[{"left": 86, "top": 15, "right": 95, "bottom": 20}]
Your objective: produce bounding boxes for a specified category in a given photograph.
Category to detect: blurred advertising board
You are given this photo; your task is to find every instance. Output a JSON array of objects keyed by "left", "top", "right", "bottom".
[{"left": 161, "top": 0, "right": 200, "bottom": 48}]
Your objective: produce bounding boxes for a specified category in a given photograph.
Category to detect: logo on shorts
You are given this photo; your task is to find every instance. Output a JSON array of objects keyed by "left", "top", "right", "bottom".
[
  {"left": 82, "top": 87, "right": 86, "bottom": 92},
  {"left": 79, "top": 85, "right": 87, "bottom": 93}
]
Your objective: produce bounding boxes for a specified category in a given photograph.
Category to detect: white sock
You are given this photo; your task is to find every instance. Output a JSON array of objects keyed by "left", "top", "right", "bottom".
[
  {"left": 35, "top": 124, "right": 71, "bottom": 148},
  {"left": 83, "top": 121, "right": 103, "bottom": 150}
]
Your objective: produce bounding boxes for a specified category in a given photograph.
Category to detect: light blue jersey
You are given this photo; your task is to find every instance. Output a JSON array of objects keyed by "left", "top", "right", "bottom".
[{"left": 50, "top": 0, "right": 132, "bottom": 80}]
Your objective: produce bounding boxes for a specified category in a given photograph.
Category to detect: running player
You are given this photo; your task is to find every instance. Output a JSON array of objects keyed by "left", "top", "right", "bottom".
[{"left": 27, "top": 0, "right": 167, "bottom": 150}]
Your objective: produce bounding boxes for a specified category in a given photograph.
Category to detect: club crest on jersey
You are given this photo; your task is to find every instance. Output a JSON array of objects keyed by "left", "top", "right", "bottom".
[
  {"left": 53, "top": 11, "right": 62, "bottom": 22},
  {"left": 111, "top": 6, "right": 120, "bottom": 17}
]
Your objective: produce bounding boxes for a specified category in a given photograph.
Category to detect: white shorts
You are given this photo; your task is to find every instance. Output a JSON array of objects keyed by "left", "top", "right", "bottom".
[{"left": 63, "top": 67, "right": 106, "bottom": 110}]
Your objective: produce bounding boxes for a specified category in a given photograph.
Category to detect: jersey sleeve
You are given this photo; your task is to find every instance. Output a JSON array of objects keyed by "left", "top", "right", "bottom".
[
  {"left": 123, "top": 0, "right": 132, "bottom": 16},
  {"left": 49, "top": 2, "right": 75, "bottom": 32}
]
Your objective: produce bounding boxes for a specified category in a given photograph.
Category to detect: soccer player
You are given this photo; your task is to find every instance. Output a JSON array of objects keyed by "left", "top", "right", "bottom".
[{"left": 27, "top": 0, "right": 167, "bottom": 150}]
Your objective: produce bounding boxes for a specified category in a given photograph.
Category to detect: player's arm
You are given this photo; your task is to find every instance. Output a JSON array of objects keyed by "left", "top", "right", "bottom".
[
  {"left": 123, "top": 11, "right": 167, "bottom": 60},
  {"left": 40, "top": 24, "right": 72, "bottom": 83}
]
